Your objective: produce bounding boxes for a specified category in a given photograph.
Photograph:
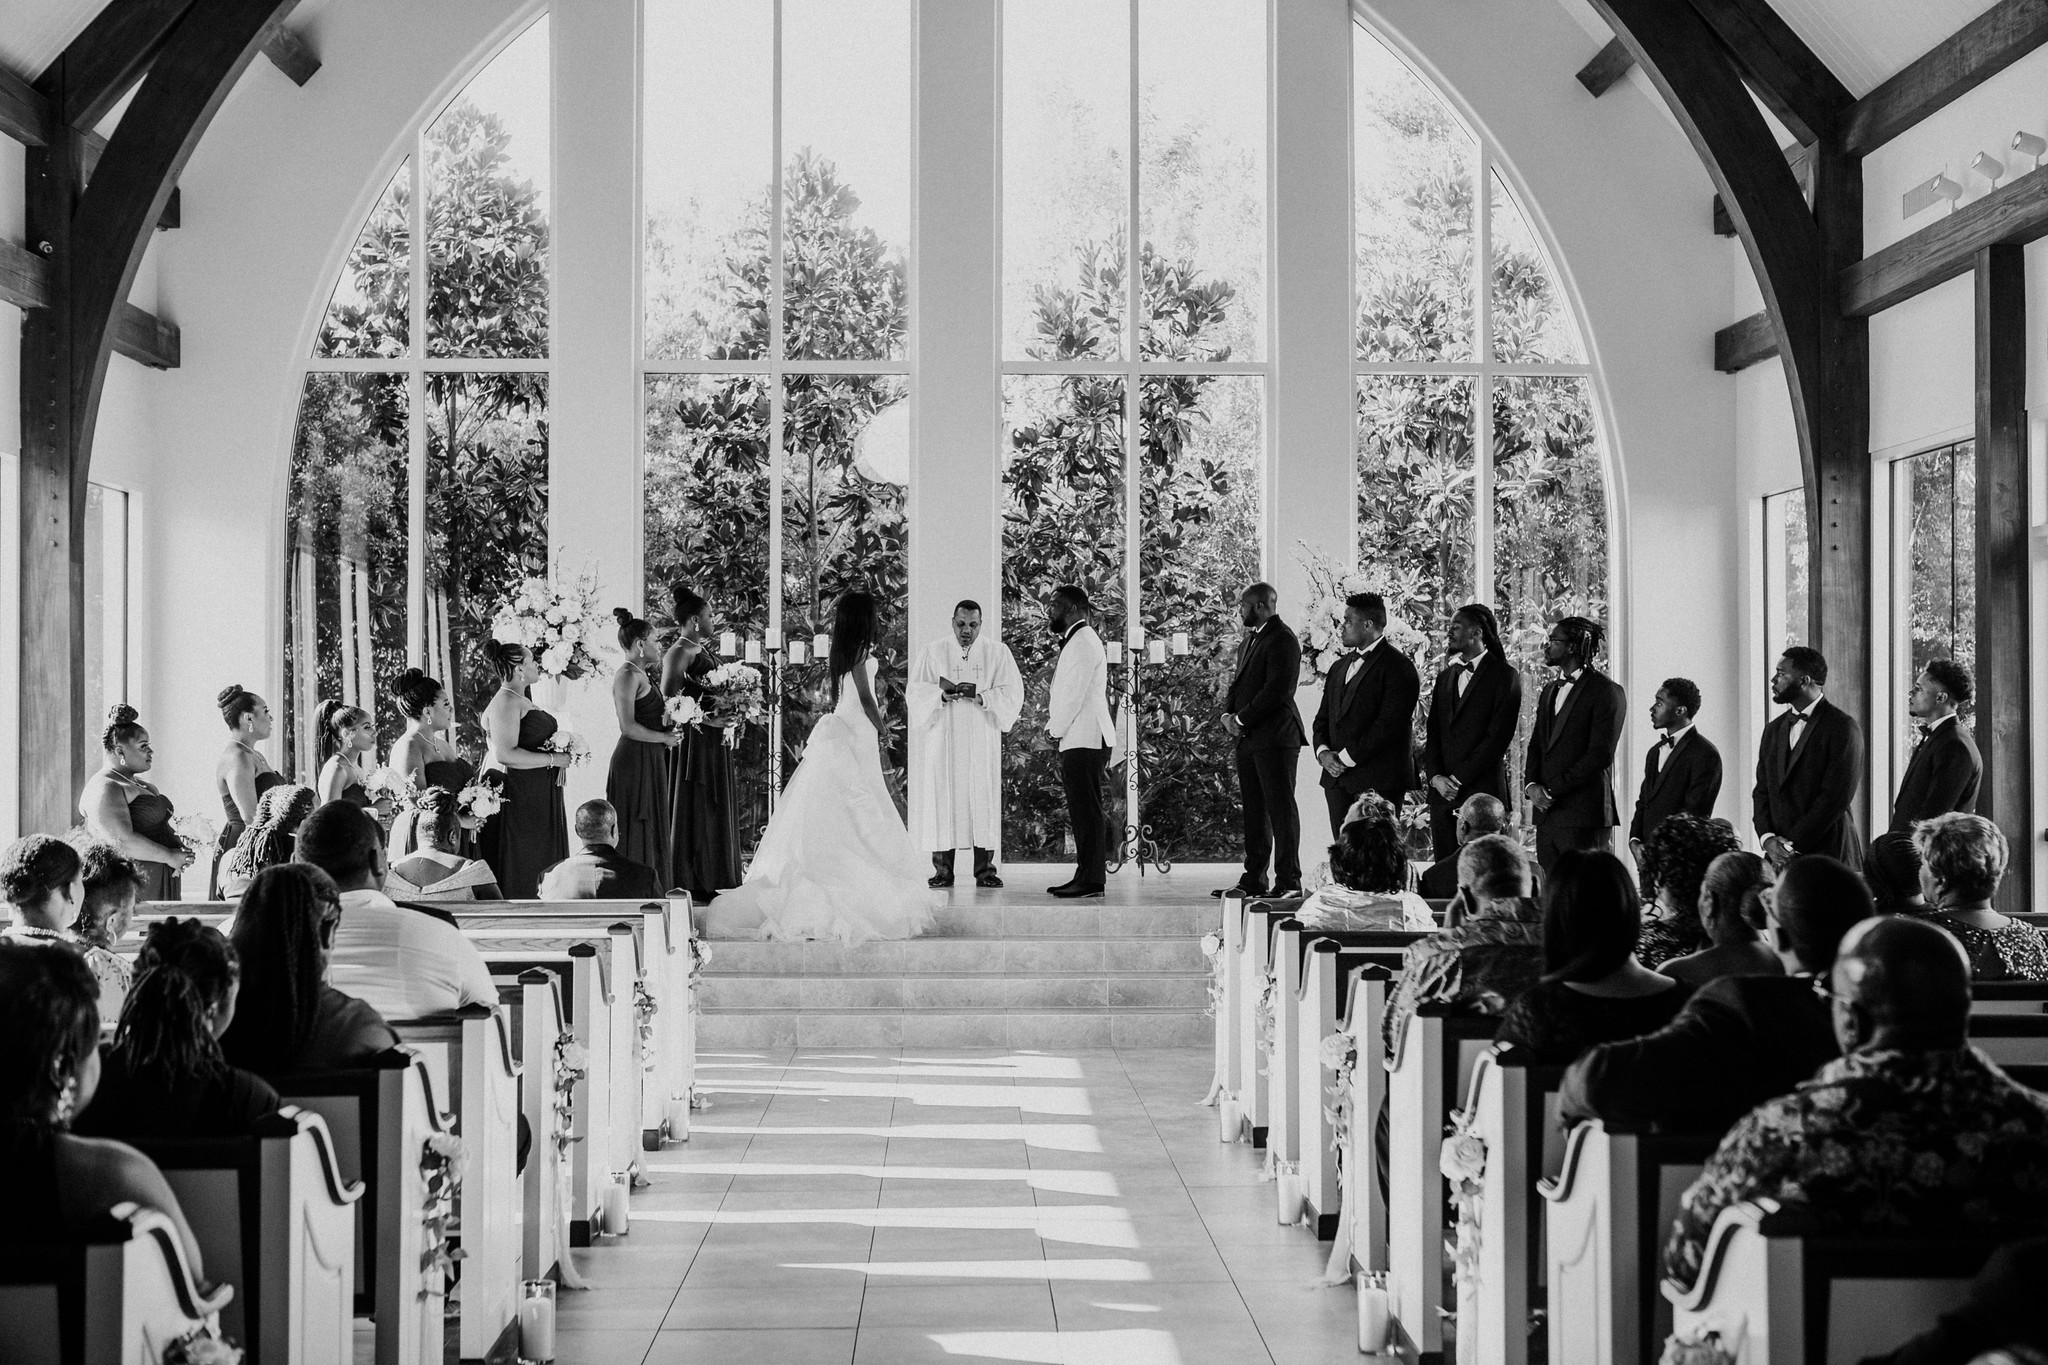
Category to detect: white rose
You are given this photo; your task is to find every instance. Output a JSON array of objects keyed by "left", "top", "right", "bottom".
[
  {"left": 491, "top": 612, "right": 523, "bottom": 645},
  {"left": 1439, "top": 1131, "right": 1488, "bottom": 1182},
  {"left": 1341, "top": 572, "right": 1373, "bottom": 596},
  {"left": 541, "top": 644, "right": 572, "bottom": 675}
]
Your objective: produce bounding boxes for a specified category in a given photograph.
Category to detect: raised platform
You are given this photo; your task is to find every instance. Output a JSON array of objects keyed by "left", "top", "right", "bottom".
[{"left": 695, "top": 862, "right": 1232, "bottom": 1050}]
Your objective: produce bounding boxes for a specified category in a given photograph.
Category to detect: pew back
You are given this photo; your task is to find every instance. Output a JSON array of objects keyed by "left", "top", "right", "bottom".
[
  {"left": 1466, "top": 1047, "right": 1568, "bottom": 1365},
  {"left": 1297, "top": 943, "right": 1387, "bottom": 1242},
  {"left": 1236, "top": 898, "right": 1305, "bottom": 1144},
  {"left": 1967, "top": 1011, "right": 2048, "bottom": 1067},
  {"left": 0, "top": 1204, "right": 236, "bottom": 1365}
]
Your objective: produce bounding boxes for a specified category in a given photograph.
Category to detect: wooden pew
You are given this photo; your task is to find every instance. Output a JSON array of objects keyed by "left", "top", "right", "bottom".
[
  {"left": 1328, "top": 962, "right": 1393, "bottom": 1272},
  {"left": 1542, "top": 1119, "right": 1721, "bottom": 1365},
  {"left": 1463, "top": 1045, "right": 1568, "bottom": 1365},
  {"left": 1235, "top": 896, "right": 1305, "bottom": 1148},
  {"left": 1268, "top": 917, "right": 1310, "bottom": 1205},
  {"left": 1385, "top": 1006, "right": 1501, "bottom": 1364},
  {"left": 127, "top": 1108, "right": 363, "bottom": 1365},
  {"left": 0, "top": 1203, "right": 237, "bottom": 1365},
  {"left": 635, "top": 898, "right": 697, "bottom": 1146},
  {"left": 493, "top": 968, "right": 569, "bottom": 1283},
  {"left": 1664, "top": 1201, "right": 2023, "bottom": 1364},
  {"left": 1970, "top": 979, "right": 2048, "bottom": 1014},
  {"left": 1216, "top": 890, "right": 1246, "bottom": 1136},
  {"left": 1968, "top": 1011, "right": 2048, "bottom": 1067},
  {"left": 267, "top": 1049, "right": 444, "bottom": 1365},
  {"left": 1296, "top": 932, "right": 1413, "bottom": 1243},
  {"left": 386, "top": 1006, "right": 523, "bottom": 1365}
]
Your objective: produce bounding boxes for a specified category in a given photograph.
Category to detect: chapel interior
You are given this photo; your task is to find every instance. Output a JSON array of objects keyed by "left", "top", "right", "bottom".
[{"left": 4, "top": 0, "right": 2048, "bottom": 1362}]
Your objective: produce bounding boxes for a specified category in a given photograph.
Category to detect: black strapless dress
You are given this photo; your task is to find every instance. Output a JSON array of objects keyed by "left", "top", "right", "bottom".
[
  {"left": 211, "top": 769, "right": 283, "bottom": 900},
  {"left": 398, "top": 756, "right": 479, "bottom": 857},
  {"left": 128, "top": 787, "right": 183, "bottom": 902},
  {"left": 608, "top": 676, "right": 674, "bottom": 892},
  {"left": 670, "top": 655, "right": 741, "bottom": 901},
  {"left": 479, "top": 709, "right": 569, "bottom": 898}
]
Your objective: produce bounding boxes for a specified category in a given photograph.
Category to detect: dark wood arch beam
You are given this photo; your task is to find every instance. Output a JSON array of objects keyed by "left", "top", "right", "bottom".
[
  {"left": 1587, "top": 0, "right": 1872, "bottom": 824},
  {"left": 19, "top": 0, "right": 298, "bottom": 831}
]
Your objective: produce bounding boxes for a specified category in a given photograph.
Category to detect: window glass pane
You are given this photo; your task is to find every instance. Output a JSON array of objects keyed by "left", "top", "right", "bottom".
[
  {"left": 424, "top": 374, "right": 548, "bottom": 754},
  {"left": 1894, "top": 444, "right": 1976, "bottom": 755},
  {"left": 644, "top": 373, "right": 773, "bottom": 854},
  {"left": 1138, "top": 374, "right": 1260, "bottom": 860},
  {"left": 1493, "top": 376, "right": 1607, "bottom": 795},
  {"left": 1138, "top": 0, "right": 1265, "bottom": 361},
  {"left": 1003, "top": 0, "right": 1129, "bottom": 362},
  {"left": 1490, "top": 170, "right": 1584, "bottom": 364},
  {"left": 285, "top": 374, "right": 410, "bottom": 778},
  {"left": 643, "top": 0, "right": 772, "bottom": 363},
  {"left": 426, "top": 16, "right": 550, "bottom": 358},
  {"left": 1356, "top": 375, "right": 1474, "bottom": 630},
  {"left": 782, "top": 375, "right": 911, "bottom": 803},
  {"left": 1764, "top": 488, "right": 1809, "bottom": 654},
  {"left": 83, "top": 485, "right": 112, "bottom": 731},
  {"left": 1354, "top": 23, "right": 1474, "bottom": 362},
  {"left": 781, "top": 0, "right": 912, "bottom": 361},
  {"left": 1003, "top": 374, "right": 1128, "bottom": 860},
  {"left": 315, "top": 159, "right": 409, "bottom": 359}
]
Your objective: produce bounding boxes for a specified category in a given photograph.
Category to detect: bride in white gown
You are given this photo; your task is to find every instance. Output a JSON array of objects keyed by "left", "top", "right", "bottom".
[{"left": 714, "top": 591, "right": 942, "bottom": 944}]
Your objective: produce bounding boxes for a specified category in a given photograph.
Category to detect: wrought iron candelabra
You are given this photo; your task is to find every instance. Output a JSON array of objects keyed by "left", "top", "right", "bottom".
[{"left": 1107, "top": 630, "right": 1191, "bottom": 877}]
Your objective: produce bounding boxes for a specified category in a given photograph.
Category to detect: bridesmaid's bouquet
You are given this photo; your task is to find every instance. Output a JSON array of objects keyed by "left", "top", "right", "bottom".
[
  {"left": 488, "top": 560, "right": 608, "bottom": 682},
  {"left": 170, "top": 814, "right": 217, "bottom": 858},
  {"left": 664, "top": 695, "right": 707, "bottom": 729},
  {"left": 699, "top": 663, "right": 767, "bottom": 748},
  {"left": 456, "top": 777, "right": 503, "bottom": 823},
  {"left": 539, "top": 729, "right": 591, "bottom": 764}
]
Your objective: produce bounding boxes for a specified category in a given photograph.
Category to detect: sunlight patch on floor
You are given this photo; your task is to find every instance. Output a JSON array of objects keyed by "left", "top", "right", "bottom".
[
  {"left": 699, "top": 1080, "right": 1093, "bottom": 1114},
  {"left": 633, "top": 1204, "right": 1139, "bottom": 1248},
  {"left": 930, "top": 1329, "right": 1185, "bottom": 1365},
  {"left": 686, "top": 1123, "right": 1104, "bottom": 1150},
  {"left": 640, "top": 1162, "right": 1118, "bottom": 1196},
  {"left": 785, "top": 1259, "right": 1154, "bottom": 1281}
]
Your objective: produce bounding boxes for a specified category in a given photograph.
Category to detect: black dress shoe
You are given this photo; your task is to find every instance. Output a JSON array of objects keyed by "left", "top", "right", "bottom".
[
  {"left": 1270, "top": 884, "right": 1304, "bottom": 898},
  {"left": 976, "top": 872, "right": 1004, "bottom": 888},
  {"left": 1211, "top": 884, "right": 1269, "bottom": 899},
  {"left": 1047, "top": 880, "right": 1076, "bottom": 896},
  {"left": 1051, "top": 882, "right": 1105, "bottom": 899},
  {"left": 928, "top": 873, "right": 955, "bottom": 888}
]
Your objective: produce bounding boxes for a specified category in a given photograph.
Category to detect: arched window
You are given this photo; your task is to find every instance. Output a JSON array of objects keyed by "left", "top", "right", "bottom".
[
  {"left": 1352, "top": 19, "right": 1608, "bottom": 794},
  {"left": 285, "top": 15, "right": 551, "bottom": 771}
]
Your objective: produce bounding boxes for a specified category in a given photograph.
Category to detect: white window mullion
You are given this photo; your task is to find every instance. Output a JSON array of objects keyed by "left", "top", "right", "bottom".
[
  {"left": 407, "top": 140, "right": 428, "bottom": 672},
  {"left": 1471, "top": 144, "right": 1494, "bottom": 606},
  {"left": 766, "top": 0, "right": 786, "bottom": 650}
]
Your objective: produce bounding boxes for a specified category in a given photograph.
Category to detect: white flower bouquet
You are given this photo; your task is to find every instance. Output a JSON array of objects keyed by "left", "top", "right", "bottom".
[
  {"left": 170, "top": 813, "right": 217, "bottom": 856},
  {"left": 456, "top": 779, "right": 502, "bottom": 823},
  {"left": 488, "top": 559, "right": 608, "bottom": 682},
  {"left": 540, "top": 729, "right": 590, "bottom": 764},
  {"left": 664, "top": 694, "right": 707, "bottom": 729},
  {"left": 699, "top": 662, "right": 768, "bottom": 746}
]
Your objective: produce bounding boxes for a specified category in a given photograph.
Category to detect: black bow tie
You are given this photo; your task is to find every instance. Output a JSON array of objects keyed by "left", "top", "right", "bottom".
[{"left": 1655, "top": 734, "right": 1675, "bottom": 749}]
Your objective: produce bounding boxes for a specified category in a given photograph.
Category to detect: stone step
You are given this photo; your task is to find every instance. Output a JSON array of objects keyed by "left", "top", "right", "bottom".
[
  {"left": 696, "top": 1007, "right": 1208, "bottom": 1050},
  {"left": 702, "top": 936, "right": 1207, "bottom": 976},
  {"left": 699, "top": 971, "right": 1209, "bottom": 1012},
  {"left": 704, "top": 903, "right": 1217, "bottom": 943}
]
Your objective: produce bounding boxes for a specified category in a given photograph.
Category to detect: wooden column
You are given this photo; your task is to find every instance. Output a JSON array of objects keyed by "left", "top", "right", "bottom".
[{"left": 1974, "top": 242, "right": 2029, "bottom": 911}]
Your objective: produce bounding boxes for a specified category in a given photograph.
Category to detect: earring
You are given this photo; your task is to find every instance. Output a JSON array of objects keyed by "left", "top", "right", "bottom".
[{"left": 53, "top": 1075, "right": 78, "bottom": 1127}]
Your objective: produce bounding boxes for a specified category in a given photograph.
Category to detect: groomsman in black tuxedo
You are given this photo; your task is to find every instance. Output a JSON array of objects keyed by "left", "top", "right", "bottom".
[
  {"left": 1753, "top": 645, "right": 1864, "bottom": 871},
  {"left": 1524, "top": 617, "right": 1625, "bottom": 872},
  {"left": 1312, "top": 592, "right": 1421, "bottom": 836},
  {"left": 1419, "top": 603, "right": 1522, "bottom": 859},
  {"left": 1216, "top": 583, "right": 1307, "bottom": 898},
  {"left": 1868, "top": 659, "right": 1981, "bottom": 904},
  {"left": 1626, "top": 677, "right": 1723, "bottom": 854}
]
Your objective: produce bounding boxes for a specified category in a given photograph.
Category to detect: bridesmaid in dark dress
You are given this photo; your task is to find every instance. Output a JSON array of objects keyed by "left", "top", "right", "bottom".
[
  {"left": 663, "top": 585, "right": 741, "bottom": 902},
  {"left": 608, "top": 608, "right": 682, "bottom": 890},
  {"left": 477, "top": 640, "right": 573, "bottom": 898},
  {"left": 388, "top": 669, "right": 476, "bottom": 856},
  {"left": 210, "top": 684, "right": 283, "bottom": 899},
  {"left": 315, "top": 701, "right": 394, "bottom": 836},
  {"left": 78, "top": 706, "right": 192, "bottom": 902}
]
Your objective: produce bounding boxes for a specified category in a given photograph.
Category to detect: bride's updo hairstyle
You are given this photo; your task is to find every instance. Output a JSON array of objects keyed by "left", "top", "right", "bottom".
[
  {"left": 670, "top": 584, "right": 707, "bottom": 627},
  {"left": 613, "top": 607, "right": 653, "bottom": 650},
  {"left": 315, "top": 699, "right": 371, "bottom": 757},
  {"left": 481, "top": 638, "right": 527, "bottom": 683},
  {"left": 102, "top": 704, "right": 146, "bottom": 754},
  {"left": 218, "top": 684, "right": 262, "bottom": 732},
  {"left": 391, "top": 668, "right": 444, "bottom": 720},
  {"left": 827, "top": 590, "right": 878, "bottom": 703}
]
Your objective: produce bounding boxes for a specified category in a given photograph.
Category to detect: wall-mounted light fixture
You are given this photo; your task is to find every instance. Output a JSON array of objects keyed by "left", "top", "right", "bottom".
[
  {"left": 1901, "top": 172, "right": 1963, "bottom": 219},
  {"left": 2012, "top": 130, "right": 2046, "bottom": 172},
  {"left": 1971, "top": 151, "right": 2006, "bottom": 188}
]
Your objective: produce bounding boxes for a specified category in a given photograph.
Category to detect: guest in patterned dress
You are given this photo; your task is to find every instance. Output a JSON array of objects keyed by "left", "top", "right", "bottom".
[
  {"left": 1665, "top": 914, "right": 2048, "bottom": 1291},
  {"left": 78, "top": 706, "right": 192, "bottom": 902},
  {"left": 1633, "top": 813, "right": 1740, "bottom": 969},
  {"left": 1909, "top": 812, "right": 2048, "bottom": 982},
  {"left": 1382, "top": 833, "right": 1544, "bottom": 1063},
  {"left": 74, "top": 844, "right": 148, "bottom": 1023},
  {"left": 1296, "top": 793, "right": 1434, "bottom": 932}
]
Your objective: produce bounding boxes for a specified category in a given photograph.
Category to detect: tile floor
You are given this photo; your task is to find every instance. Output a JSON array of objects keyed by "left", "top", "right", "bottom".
[{"left": 552, "top": 1047, "right": 1360, "bottom": 1365}]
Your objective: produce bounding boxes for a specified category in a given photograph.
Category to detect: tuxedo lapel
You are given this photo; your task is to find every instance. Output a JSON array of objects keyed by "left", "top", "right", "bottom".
[
  {"left": 1340, "top": 646, "right": 1385, "bottom": 720},
  {"left": 1547, "top": 673, "right": 1587, "bottom": 748},
  {"left": 1782, "top": 699, "right": 1826, "bottom": 778},
  {"left": 1644, "top": 736, "right": 1675, "bottom": 797},
  {"left": 1450, "top": 655, "right": 1486, "bottom": 720}
]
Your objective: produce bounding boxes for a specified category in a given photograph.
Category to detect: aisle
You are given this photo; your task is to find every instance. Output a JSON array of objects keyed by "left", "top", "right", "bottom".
[{"left": 554, "top": 1048, "right": 1360, "bottom": 1364}]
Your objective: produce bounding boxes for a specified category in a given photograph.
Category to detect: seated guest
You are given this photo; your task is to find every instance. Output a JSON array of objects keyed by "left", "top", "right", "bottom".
[
  {"left": 1633, "top": 814, "right": 1739, "bottom": 969},
  {"left": 1493, "top": 849, "right": 1688, "bottom": 1065},
  {"left": 218, "top": 782, "right": 315, "bottom": 899},
  {"left": 386, "top": 787, "right": 502, "bottom": 902},
  {"left": 1381, "top": 833, "right": 1543, "bottom": 1063},
  {"left": 1910, "top": 812, "right": 2048, "bottom": 982},
  {"left": 0, "top": 835, "right": 131, "bottom": 1029},
  {"left": 1297, "top": 793, "right": 1434, "bottom": 931},
  {"left": 1867, "top": 830, "right": 1931, "bottom": 914},
  {"left": 73, "top": 843, "right": 146, "bottom": 1022},
  {"left": 1659, "top": 850, "right": 1780, "bottom": 988},
  {"left": 539, "top": 799, "right": 664, "bottom": 901},
  {"left": 300, "top": 800, "right": 497, "bottom": 1020},
  {"left": 1664, "top": 915, "right": 2048, "bottom": 1290},
  {"left": 221, "top": 865, "right": 398, "bottom": 1075},
  {"left": 1417, "top": 793, "right": 1506, "bottom": 900},
  {"left": 1560, "top": 854, "right": 1870, "bottom": 1131},
  {"left": 74, "top": 918, "right": 279, "bottom": 1140},
  {"left": 0, "top": 943, "right": 206, "bottom": 1274}
]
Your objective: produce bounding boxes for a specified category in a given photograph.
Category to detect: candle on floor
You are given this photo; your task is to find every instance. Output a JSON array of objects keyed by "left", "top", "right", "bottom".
[
  {"left": 1218, "top": 1097, "right": 1239, "bottom": 1143},
  {"left": 602, "top": 1175, "right": 631, "bottom": 1235},
  {"left": 744, "top": 638, "right": 763, "bottom": 664},
  {"left": 1275, "top": 1165, "right": 1303, "bottom": 1224},
  {"left": 665, "top": 1096, "right": 691, "bottom": 1141},
  {"left": 1357, "top": 1271, "right": 1390, "bottom": 1353},
  {"left": 718, "top": 631, "right": 737, "bottom": 658},
  {"left": 519, "top": 1281, "right": 556, "bottom": 1361}
]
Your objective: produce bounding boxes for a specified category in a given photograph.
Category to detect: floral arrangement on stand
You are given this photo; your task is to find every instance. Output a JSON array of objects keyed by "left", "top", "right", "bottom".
[
  {"left": 489, "top": 559, "right": 609, "bottom": 682},
  {"left": 1198, "top": 932, "right": 1226, "bottom": 1019},
  {"left": 1439, "top": 1104, "right": 1488, "bottom": 1331},
  {"left": 1659, "top": 1326, "right": 1738, "bottom": 1365},
  {"left": 697, "top": 662, "right": 768, "bottom": 748},
  {"left": 1294, "top": 543, "right": 1433, "bottom": 686},
  {"left": 419, "top": 1132, "right": 467, "bottom": 1290},
  {"left": 162, "top": 1331, "right": 243, "bottom": 1365}
]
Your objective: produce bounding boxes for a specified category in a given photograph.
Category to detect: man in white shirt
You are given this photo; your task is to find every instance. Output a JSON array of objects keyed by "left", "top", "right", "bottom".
[
  {"left": 1045, "top": 584, "right": 1122, "bottom": 899},
  {"left": 909, "top": 600, "right": 1023, "bottom": 888},
  {"left": 298, "top": 800, "right": 498, "bottom": 1021}
]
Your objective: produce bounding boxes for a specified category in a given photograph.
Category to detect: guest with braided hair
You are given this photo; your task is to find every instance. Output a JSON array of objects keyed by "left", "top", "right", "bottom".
[
  {"left": 218, "top": 782, "right": 316, "bottom": 899},
  {"left": 1632, "top": 813, "right": 1741, "bottom": 968},
  {"left": 73, "top": 918, "right": 280, "bottom": 1140},
  {"left": 1523, "top": 616, "right": 1625, "bottom": 873},
  {"left": 220, "top": 864, "right": 398, "bottom": 1077}
]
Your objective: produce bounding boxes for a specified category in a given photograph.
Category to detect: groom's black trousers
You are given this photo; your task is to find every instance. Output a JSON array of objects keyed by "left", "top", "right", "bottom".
[{"left": 1060, "top": 744, "right": 1111, "bottom": 885}]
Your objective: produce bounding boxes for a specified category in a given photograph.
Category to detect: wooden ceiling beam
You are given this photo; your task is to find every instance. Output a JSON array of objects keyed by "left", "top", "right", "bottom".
[
  {"left": 78, "top": 131, "right": 180, "bottom": 230},
  {"left": 0, "top": 63, "right": 52, "bottom": 146},
  {"left": 0, "top": 237, "right": 53, "bottom": 309},
  {"left": 1683, "top": 0, "right": 1852, "bottom": 145},
  {"left": 1577, "top": 37, "right": 1635, "bottom": 97},
  {"left": 1843, "top": 165, "right": 2048, "bottom": 316},
  {"left": 1714, "top": 141, "right": 1812, "bottom": 234},
  {"left": 260, "top": 22, "right": 319, "bottom": 85},
  {"left": 1714, "top": 310, "right": 1778, "bottom": 371},
  {"left": 1844, "top": 0, "right": 2048, "bottom": 156},
  {"left": 111, "top": 301, "right": 179, "bottom": 368},
  {"left": 43, "top": 0, "right": 198, "bottom": 132}
]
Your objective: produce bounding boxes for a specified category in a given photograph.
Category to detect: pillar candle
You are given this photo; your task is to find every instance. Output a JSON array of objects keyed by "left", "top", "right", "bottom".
[
  {"left": 1357, "top": 1273, "right": 1390, "bottom": 1353},
  {"left": 602, "top": 1176, "right": 630, "bottom": 1235},
  {"left": 1275, "top": 1167, "right": 1303, "bottom": 1225},
  {"left": 1171, "top": 631, "right": 1190, "bottom": 656},
  {"left": 744, "top": 638, "right": 763, "bottom": 664},
  {"left": 787, "top": 641, "right": 807, "bottom": 665},
  {"left": 718, "top": 631, "right": 737, "bottom": 658},
  {"left": 519, "top": 1283, "right": 556, "bottom": 1361},
  {"left": 812, "top": 633, "right": 830, "bottom": 656},
  {"left": 1106, "top": 642, "right": 1124, "bottom": 666},
  {"left": 1147, "top": 639, "right": 1167, "bottom": 665}
]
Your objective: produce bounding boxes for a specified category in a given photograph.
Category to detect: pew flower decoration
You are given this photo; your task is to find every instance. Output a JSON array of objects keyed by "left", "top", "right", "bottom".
[
  {"left": 456, "top": 777, "right": 503, "bottom": 824},
  {"left": 1199, "top": 932, "right": 1225, "bottom": 1019},
  {"left": 1253, "top": 974, "right": 1279, "bottom": 1074},
  {"left": 171, "top": 814, "right": 218, "bottom": 858},
  {"left": 419, "top": 1132, "right": 468, "bottom": 1288},
  {"left": 664, "top": 694, "right": 707, "bottom": 730},
  {"left": 1320, "top": 1031, "right": 1360, "bottom": 1168},
  {"left": 634, "top": 979, "right": 658, "bottom": 1072},
  {"left": 1398, "top": 792, "right": 1435, "bottom": 861},
  {"left": 1659, "top": 1326, "right": 1738, "bottom": 1365},
  {"left": 1440, "top": 1105, "right": 1489, "bottom": 1318},
  {"left": 490, "top": 561, "right": 608, "bottom": 682},
  {"left": 553, "top": 1031, "right": 588, "bottom": 1161},
  {"left": 685, "top": 934, "right": 712, "bottom": 997},
  {"left": 163, "top": 1331, "right": 243, "bottom": 1365}
]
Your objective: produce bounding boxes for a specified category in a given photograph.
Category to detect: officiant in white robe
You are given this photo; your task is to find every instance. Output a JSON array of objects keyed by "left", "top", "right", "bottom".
[{"left": 909, "top": 600, "right": 1022, "bottom": 888}]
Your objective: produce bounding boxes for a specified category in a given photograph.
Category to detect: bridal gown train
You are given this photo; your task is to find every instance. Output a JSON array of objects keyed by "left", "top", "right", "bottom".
[{"left": 716, "top": 658, "right": 941, "bottom": 945}]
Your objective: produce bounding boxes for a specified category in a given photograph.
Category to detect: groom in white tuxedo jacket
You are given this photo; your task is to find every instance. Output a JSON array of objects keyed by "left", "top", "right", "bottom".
[{"left": 1046, "top": 584, "right": 1122, "bottom": 898}]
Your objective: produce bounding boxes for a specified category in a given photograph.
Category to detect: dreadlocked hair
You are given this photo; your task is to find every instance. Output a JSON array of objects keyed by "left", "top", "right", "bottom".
[
  {"left": 114, "top": 918, "right": 238, "bottom": 1084},
  {"left": 1453, "top": 603, "right": 1506, "bottom": 660},
  {"left": 220, "top": 865, "right": 337, "bottom": 1073},
  {"left": 1555, "top": 615, "right": 1606, "bottom": 664}
]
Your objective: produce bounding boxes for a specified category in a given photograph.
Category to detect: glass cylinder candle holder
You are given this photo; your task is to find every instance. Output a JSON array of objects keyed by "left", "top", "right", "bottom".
[
  {"left": 1147, "top": 639, "right": 1167, "bottom": 665},
  {"left": 812, "top": 632, "right": 830, "bottom": 657},
  {"left": 1357, "top": 1271, "right": 1391, "bottom": 1353},
  {"left": 1171, "top": 631, "right": 1190, "bottom": 656},
  {"left": 519, "top": 1279, "right": 556, "bottom": 1362},
  {"left": 602, "top": 1173, "right": 630, "bottom": 1235}
]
